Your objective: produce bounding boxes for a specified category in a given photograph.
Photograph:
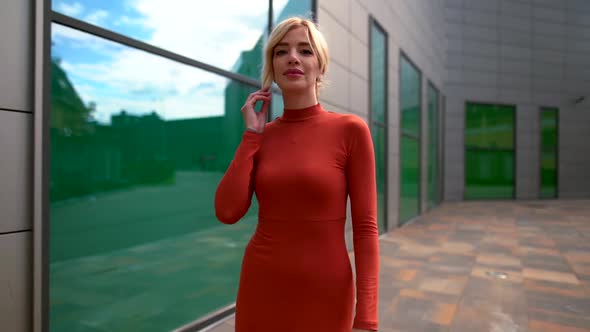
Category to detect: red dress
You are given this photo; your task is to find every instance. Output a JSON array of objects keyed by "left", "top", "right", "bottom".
[{"left": 215, "top": 103, "right": 379, "bottom": 331}]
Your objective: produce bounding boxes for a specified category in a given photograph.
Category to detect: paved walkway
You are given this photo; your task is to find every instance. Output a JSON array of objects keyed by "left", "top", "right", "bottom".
[{"left": 206, "top": 200, "right": 590, "bottom": 332}]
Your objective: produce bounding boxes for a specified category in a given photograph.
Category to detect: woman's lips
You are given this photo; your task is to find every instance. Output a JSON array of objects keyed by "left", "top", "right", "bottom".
[{"left": 284, "top": 69, "right": 304, "bottom": 76}]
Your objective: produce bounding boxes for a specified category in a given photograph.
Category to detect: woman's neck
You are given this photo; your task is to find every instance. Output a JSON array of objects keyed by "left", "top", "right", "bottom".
[{"left": 282, "top": 91, "right": 318, "bottom": 110}]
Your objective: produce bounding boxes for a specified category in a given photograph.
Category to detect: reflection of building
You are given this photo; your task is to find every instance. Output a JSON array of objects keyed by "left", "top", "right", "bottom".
[
  {"left": 51, "top": 59, "right": 236, "bottom": 202},
  {"left": 2, "top": 0, "right": 590, "bottom": 332}
]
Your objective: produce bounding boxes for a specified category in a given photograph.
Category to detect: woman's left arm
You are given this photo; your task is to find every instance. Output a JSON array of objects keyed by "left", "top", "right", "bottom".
[{"left": 345, "top": 117, "right": 380, "bottom": 331}]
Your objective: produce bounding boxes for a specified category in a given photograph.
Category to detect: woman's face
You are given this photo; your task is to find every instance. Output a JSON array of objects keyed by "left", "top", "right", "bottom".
[{"left": 272, "top": 26, "right": 320, "bottom": 95}]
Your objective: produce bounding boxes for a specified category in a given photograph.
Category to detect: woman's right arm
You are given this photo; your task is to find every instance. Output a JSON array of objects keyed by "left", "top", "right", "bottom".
[{"left": 214, "top": 87, "right": 271, "bottom": 224}]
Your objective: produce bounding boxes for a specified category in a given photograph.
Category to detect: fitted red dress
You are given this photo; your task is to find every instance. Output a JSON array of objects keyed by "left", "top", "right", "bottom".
[{"left": 215, "top": 103, "right": 379, "bottom": 331}]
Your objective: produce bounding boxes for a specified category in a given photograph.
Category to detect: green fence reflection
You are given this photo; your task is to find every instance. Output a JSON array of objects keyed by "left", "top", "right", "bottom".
[{"left": 49, "top": 25, "right": 259, "bottom": 331}]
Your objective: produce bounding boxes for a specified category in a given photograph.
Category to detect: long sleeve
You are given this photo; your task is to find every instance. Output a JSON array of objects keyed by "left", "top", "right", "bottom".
[
  {"left": 214, "top": 130, "right": 263, "bottom": 224},
  {"left": 346, "top": 117, "right": 380, "bottom": 331}
]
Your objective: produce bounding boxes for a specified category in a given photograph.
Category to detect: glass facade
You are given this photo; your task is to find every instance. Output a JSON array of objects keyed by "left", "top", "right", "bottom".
[
  {"left": 370, "top": 21, "right": 387, "bottom": 233},
  {"left": 427, "top": 83, "right": 439, "bottom": 208},
  {"left": 540, "top": 107, "right": 558, "bottom": 199},
  {"left": 52, "top": 0, "right": 269, "bottom": 80},
  {"left": 399, "top": 55, "right": 421, "bottom": 224},
  {"left": 465, "top": 103, "right": 515, "bottom": 200},
  {"left": 48, "top": 1, "right": 313, "bottom": 331}
]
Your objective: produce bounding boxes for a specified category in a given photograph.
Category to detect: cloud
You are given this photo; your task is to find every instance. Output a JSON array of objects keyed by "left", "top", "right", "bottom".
[
  {"left": 56, "top": 1, "right": 84, "bottom": 16},
  {"left": 113, "top": 15, "right": 148, "bottom": 27},
  {"left": 59, "top": 46, "right": 229, "bottom": 123},
  {"left": 129, "top": 0, "right": 268, "bottom": 70},
  {"left": 52, "top": 1, "right": 277, "bottom": 123},
  {"left": 51, "top": 23, "right": 115, "bottom": 55},
  {"left": 84, "top": 9, "right": 109, "bottom": 25}
]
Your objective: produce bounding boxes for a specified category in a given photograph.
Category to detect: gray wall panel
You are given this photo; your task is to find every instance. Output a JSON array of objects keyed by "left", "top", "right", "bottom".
[
  {"left": 321, "top": 0, "right": 447, "bottom": 227},
  {"left": 0, "top": 0, "right": 32, "bottom": 111},
  {"left": 0, "top": 232, "right": 32, "bottom": 332},
  {"left": 0, "top": 111, "right": 32, "bottom": 233},
  {"left": 444, "top": 0, "right": 590, "bottom": 199}
]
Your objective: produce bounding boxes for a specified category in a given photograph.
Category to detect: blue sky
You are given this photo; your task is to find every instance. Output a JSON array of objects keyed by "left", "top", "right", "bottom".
[{"left": 51, "top": 0, "right": 274, "bottom": 123}]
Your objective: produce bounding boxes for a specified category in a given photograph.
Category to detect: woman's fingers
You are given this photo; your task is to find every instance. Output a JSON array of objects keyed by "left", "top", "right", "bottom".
[
  {"left": 243, "top": 93, "right": 271, "bottom": 112},
  {"left": 259, "top": 99, "right": 270, "bottom": 115}
]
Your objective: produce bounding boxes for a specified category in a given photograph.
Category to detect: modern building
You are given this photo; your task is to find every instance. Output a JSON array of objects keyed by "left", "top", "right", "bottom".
[{"left": 1, "top": 0, "right": 589, "bottom": 331}]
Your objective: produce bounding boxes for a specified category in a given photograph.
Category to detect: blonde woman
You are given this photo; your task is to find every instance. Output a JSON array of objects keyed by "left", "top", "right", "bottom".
[{"left": 215, "top": 17, "right": 379, "bottom": 332}]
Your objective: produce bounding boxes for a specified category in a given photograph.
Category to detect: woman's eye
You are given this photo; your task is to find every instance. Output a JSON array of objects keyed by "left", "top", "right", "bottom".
[
  {"left": 301, "top": 49, "right": 313, "bottom": 55},
  {"left": 275, "top": 50, "right": 287, "bottom": 55}
]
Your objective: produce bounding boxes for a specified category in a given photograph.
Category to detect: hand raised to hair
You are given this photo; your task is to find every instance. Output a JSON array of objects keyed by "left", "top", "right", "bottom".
[{"left": 241, "top": 86, "right": 271, "bottom": 133}]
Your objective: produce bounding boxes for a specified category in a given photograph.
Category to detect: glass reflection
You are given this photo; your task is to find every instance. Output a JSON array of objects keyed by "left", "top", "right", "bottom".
[
  {"left": 400, "top": 136, "right": 420, "bottom": 223},
  {"left": 400, "top": 56, "right": 421, "bottom": 224},
  {"left": 271, "top": 92, "right": 285, "bottom": 120},
  {"left": 372, "top": 126, "right": 387, "bottom": 233},
  {"left": 428, "top": 83, "right": 439, "bottom": 208},
  {"left": 50, "top": 23, "right": 258, "bottom": 331},
  {"left": 400, "top": 57, "right": 421, "bottom": 137},
  {"left": 370, "top": 22, "right": 387, "bottom": 233},
  {"left": 273, "top": 0, "right": 314, "bottom": 24},
  {"left": 465, "top": 103, "right": 515, "bottom": 200},
  {"left": 371, "top": 24, "right": 386, "bottom": 124},
  {"left": 52, "top": 0, "right": 268, "bottom": 80},
  {"left": 540, "top": 108, "right": 558, "bottom": 199}
]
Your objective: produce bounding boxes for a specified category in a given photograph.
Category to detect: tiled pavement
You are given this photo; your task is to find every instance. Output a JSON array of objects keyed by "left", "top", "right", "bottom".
[{"left": 206, "top": 200, "right": 590, "bottom": 332}]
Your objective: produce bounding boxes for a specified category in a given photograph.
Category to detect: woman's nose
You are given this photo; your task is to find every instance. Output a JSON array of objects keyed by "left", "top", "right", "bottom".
[{"left": 287, "top": 50, "right": 300, "bottom": 64}]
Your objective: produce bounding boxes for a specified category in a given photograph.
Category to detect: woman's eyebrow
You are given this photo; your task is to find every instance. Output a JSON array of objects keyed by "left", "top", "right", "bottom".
[{"left": 275, "top": 42, "right": 312, "bottom": 47}]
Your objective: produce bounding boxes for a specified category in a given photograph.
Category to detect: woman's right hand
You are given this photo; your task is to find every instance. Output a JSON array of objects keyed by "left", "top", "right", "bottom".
[{"left": 241, "top": 86, "right": 271, "bottom": 133}]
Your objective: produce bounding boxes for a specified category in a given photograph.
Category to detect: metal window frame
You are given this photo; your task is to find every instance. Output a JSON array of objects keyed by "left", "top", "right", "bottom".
[
  {"left": 426, "top": 80, "right": 440, "bottom": 209},
  {"left": 368, "top": 16, "right": 389, "bottom": 233},
  {"left": 440, "top": 94, "right": 446, "bottom": 203},
  {"left": 33, "top": 1, "right": 316, "bottom": 331},
  {"left": 398, "top": 51, "right": 423, "bottom": 225}
]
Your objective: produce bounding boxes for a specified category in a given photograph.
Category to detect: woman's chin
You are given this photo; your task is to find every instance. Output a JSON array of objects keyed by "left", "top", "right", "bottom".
[{"left": 276, "top": 82, "right": 312, "bottom": 94}]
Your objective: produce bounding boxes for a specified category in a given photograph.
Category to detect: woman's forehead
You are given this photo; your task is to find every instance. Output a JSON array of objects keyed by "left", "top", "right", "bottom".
[{"left": 279, "top": 26, "right": 310, "bottom": 43}]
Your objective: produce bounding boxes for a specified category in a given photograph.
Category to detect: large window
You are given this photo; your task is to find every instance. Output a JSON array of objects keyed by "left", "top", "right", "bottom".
[
  {"left": 47, "top": 1, "right": 314, "bottom": 331},
  {"left": 399, "top": 55, "right": 421, "bottom": 224},
  {"left": 52, "top": 0, "right": 269, "bottom": 80},
  {"left": 540, "top": 107, "right": 558, "bottom": 199},
  {"left": 465, "top": 103, "right": 515, "bottom": 200},
  {"left": 427, "top": 82, "right": 440, "bottom": 208},
  {"left": 370, "top": 20, "right": 388, "bottom": 234}
]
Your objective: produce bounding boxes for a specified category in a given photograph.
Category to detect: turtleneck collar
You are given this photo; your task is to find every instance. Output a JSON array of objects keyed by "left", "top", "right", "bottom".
[{"left": 280, "top": 103, "right": 324, "bottom": 122}]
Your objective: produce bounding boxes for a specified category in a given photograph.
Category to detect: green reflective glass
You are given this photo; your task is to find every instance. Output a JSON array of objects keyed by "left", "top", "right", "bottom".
[
  {"left": 400, "top": 136, "right": 420, "bottom": 223},
  {"left": 271, "top": 92, "right": 284, "bottom": 120},
  {"left": 274, "top": 0, "right": 314, "bottom": 24},
  {"left": 428, "top": 83, "right": 439, "bottom": 208},
  {"left": 50, "top": 24, "right": 258, "bottom": 331},
  {"left": 372, "top": 125, "right": 387, "bottom": 233},
  {"left": 370, "top": 24, "right": 387, "bottom": 124},
  {"left": 400, "top": 57, "right": 421, "bottom": 137},
  {"left": 465, "top": 103, "right": 515, "bottom": 199},
  {"left": 370, "top": 22, "right": 387, "bottom": 233},
  {"left": 400, "top": 55, "right": 420, "bottom": 224},
  {"left": 540, "top": 108, "right": 558, "bottom": 199},
  {"left": 52, "top": 0, "right": 268, "bottom": 80}
]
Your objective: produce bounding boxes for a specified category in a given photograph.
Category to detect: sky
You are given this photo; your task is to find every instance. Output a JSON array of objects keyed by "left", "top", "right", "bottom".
[{"left": 51, "top": 0, "right": 293, "bottom": 124}]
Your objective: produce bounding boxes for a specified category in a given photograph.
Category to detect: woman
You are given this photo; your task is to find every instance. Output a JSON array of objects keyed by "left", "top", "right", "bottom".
[{"left": 215, "top": 17, "right": 379, "bottom": 332}]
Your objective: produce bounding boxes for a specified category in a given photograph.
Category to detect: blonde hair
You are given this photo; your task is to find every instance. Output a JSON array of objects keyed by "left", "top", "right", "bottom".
[{"left": 262, "top": 17, "right": 329, "bottom": 94}]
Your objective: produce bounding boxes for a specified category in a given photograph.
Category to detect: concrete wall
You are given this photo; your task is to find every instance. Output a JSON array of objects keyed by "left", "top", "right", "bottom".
[
  {"left": 317, "top": 0, "right": 446, "bottom": 236},
  {"left": 444, "top": 0, "right": 590, "bottom": 200},
  {"left": 0, "top": 0, "right": 33, "bottom": 331}
]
